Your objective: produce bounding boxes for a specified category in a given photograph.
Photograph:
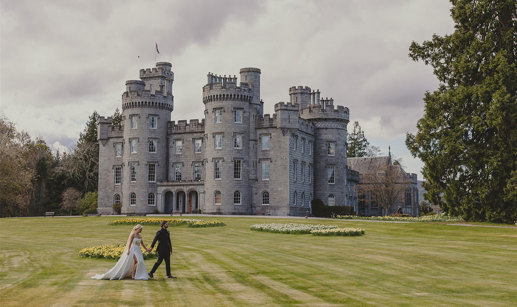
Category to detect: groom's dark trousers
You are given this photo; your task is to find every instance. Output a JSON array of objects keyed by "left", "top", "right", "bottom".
[{"left": 150, "top": 228, "right": 172, "bottom": 276}]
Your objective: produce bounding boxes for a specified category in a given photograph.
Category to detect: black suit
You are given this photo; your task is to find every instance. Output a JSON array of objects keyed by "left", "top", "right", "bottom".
[{"left": 149, "top": 228, "right": 172, "bottom": 276}]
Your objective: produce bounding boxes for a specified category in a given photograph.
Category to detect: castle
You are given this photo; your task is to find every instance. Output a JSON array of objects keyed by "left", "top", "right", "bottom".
[{"left": 97, "top": 62, "right": 359, "bottom": 216}]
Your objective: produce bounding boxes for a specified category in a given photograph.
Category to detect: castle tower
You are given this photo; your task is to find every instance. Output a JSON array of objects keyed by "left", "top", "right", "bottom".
[
  {"left": 299, "top": 96, "right": 350, "bottom": 208},
  {"left": 289, "top": 86, "right": 312, "bottom": 109},
  {"left": 120, "top": 62, "right": 174, "bottom": 214},
  {"left": 202, "top": 69, "right": 259, "bottom": 214}
]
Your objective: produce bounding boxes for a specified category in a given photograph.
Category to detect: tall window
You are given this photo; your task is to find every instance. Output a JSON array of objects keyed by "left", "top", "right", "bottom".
[
  {"left": 130, "top": 193, "right": 136, "bottom": 206},
  {"left": 130, "top": 115, "right": 137, "bottom": 129},
  {"left": 214, "top": 160, "right": 222, "bottom": 179},
  {"left": 327, "top": 166, "right": 335, "bottom": 184},
  {"left": 234, "top": 159, "right": 242, "bottom": 179},
  {"left": 327, "top": 142, "right": 336, "bottom": 156},
  {"left": 301, "top": 162, "right": 305, "bottom": 183},
  {"left": 149, "top": 115, "right": 158, "bottom": 129},
  {"left": 293, "top": 136, "right": 298, "bottom": 150},
  {"left": 214, "top": 108, "right": 223, "bottom": 123},
  {"left": 148, "top": 139, "right": 157, "bottom": 153},
  {"left": 194, "top": 139, "right": 202, "bottom": 153},
  {"left": 214, "top": 191, "right": 221, "bottom": 205},
  {"left": 234, "top": 109, "right": 243, "bottom": 123},
  {"left": 175, "top": 140, "right": 183, "bottom": 154},
  {"left": 174, "top": 164, "right": 182, "bottom": 181},
  {"left": 301, "top": 138, "right": 306, "bottom": 153},
  {"left": 261, "top": 135, "right": 270, "bottom": 150},
  {"left": 114, "top": 143, "right": 122, "bottom": 157},
  {"left": 233, "top": 191, "right": 241, "bottom": 205},
  {"left": 301, "top": 192, "right": 305, "bottom": 206},
  {"left": 214, "top": 134, "right": 223, "bottom": 149},
  {"left": 328, "top": 194, "right": 335, "bottom": 206},
  {"left": 234, "top": 134, "right": 243, "bottom": 149},
  {"left": 308, "top": 141, "right": 312, "bottom": 155},
  {"left": 293, "top": 161, "right": 298, "bottom": 182},
  {"left": 405, "top": 189, "right": 412, "bottom": 208},
  {"left": 193, "top": 163, "right": 202, "bottom": 181},
  {"left": 308, "top": 164, "right": 312, "bottom": 183},
  {"left": 148, "top": 193, "right": 155, "bottom": 206},
  {"left": 261, "top": 160, "right": 270, "bottom": 180},
  {"left": 130, "top": 163, "right": 137, "bottom": 182},
  {"left": 262, "top": 191, "right": 270, "bottom": 205},
  {"left": 148, "top": 163, "right": 156, "bottom": 182},
  {"left": 113, "top": 194, "right": 121, "bottom": 205},
  {"left": 293, "top": 191, "right": 297, "bottom": 206},
  {"left": 114, "top": 166, "right": 122, "bottom": 184},
  {"left": 130, "top": 138, "right": 138, "bottom": 153}
]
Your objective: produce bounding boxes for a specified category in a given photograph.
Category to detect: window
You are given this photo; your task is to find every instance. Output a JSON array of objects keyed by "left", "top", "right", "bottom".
[
  {"left": 149, "top": 115, "right": 158, "bottom": 129},
  {"left": 234, "top": 109, "right": 243, "bottom": 123},
  {"left": 114, "top": 143, "right": 122, "bottom": 157},
  {"left": 130, "top": 115, "right": 137, "bottom": 129},
  {"left": 293, "top": 161, "right": 298, "bottom": 182},
  {"left": 261, "top": 135, "right": 270, "bottom": 150},
  {"left": 194, "top": 139, "right": 202, "bottom": 153},
  {"left": 293, "top": 191, "right": 297, "bottom": 206},
  {"left": 130, "top": 138, "right": 138, "bottom": 153},
  {"left": 113, "top": 194, "right": 121, "bottom": 205},
  {"left": 301, "top": 138, "right": 306, "bottom": 153},
  {"left": 175, "top": 140, "right": 183, "bottom": 154},
  {"left": 233, "top": 191, "right": 241, "bottom": 205},
  {"left": 261, "top": 160, "right": 270, "bottom": 180},
  {"left": 174, "top": 164, "right": 182, "bottom": 181},
  {"left": 328, "top": 194, "right": 335, "bottom": 206},
  {"left": 405, "top": 189, "right": 412, "bottom": 208},
  {"left": 308, "top": 141, "right": 312, "bottom": 155},
  {"left": 301, "top": 162, "right": 305, "bottom": 183},
  {"left": 308, "top": 164, "right": 312, "bottom": 183},
  {"left": 301, "top": 192, "right": 305, "bottom": 206},
  {"left": 293, "top": 136, "right": 298, "bottom": 150},
  {"left": 234, "top": 134, "right": 243, "bottom": 149},
  {"left": 234, "top": 159, "right": 242, "bottom": 179},
  {"left": 214, "top": 160, "right": 222, "bottom": 179},
  {"left": 114, "top": 166, "right": 121, "bottom": 184},
  {"left": 262, "top": 192, "right": 270, "bottom": 205},
  {"left": 148, "top": 139, "right": 157, "bottom": 153},
  {"left": 130, "top": 192, "right": 136, "bottom": 206},
  {"left": 327, "top": 166, "right": 335, "bottom": 184},
  {"left": 214, "top": 108, "right": 223, "bottom": 123},
  {"left": 327, "top": 142, "right": 336, "bottom": 156},
  {"left": 193, "top": 163, "right": 202, "bottom": 181},
  {"left": 214, "top": 134, "right": 223, "bottom": 149},
  {"left": 214, "top": 191, "right": 221, "bottom": 205},
  {"left": 148, "top": 193, "right": 155, "bottom": 206},
  {"left": 148, "top": 163, "right": 156, "bottom": 182},
  {"left": 130, "top": 163, "right": 137, "bottom": 182}
]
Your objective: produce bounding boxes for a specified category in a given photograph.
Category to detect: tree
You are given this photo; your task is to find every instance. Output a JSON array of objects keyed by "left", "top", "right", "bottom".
[
  {"left": 347, "top": 121, "right": 370, "bottom": 157},
  {"left": 77, "top": 191, "right": 98, "bottom": 215},
  {"left": 406, "top": 0, "right": 517, "bottom": 223},
  {"left": 112, "top": 108, "right": 122, "bottom": 128},
  {"left": 361, "top": 163, "right": 412, "bottom": 216},
  {"left": 60, "top": 188, "right": 82, "bottom": 215}
]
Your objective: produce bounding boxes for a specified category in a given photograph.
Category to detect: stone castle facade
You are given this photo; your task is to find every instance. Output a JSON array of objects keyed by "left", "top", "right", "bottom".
[{"left": 97, "top": 62, "right": 358, "bottom": 216}]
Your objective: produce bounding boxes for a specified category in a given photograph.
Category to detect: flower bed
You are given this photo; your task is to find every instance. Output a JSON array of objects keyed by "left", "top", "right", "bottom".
[
  {"left": 110, "top": 218, "right": 224, "bottom": 227},
  {"left": 79, "top": 244, "right": 158, "bottom": 260},
  {"left": 334, "top": 213, "right": 464, "bottom": 222},
  {"left": 311, "top": 228, "right": 365, "bottom": 236},
  {"left": 250, "top": 223, "right": 338, "bottom": 234}
]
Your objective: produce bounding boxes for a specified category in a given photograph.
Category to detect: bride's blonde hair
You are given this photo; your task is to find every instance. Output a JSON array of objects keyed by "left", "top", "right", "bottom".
[{"left": 132, "top": 224, "right": 143, "bottom": 232}]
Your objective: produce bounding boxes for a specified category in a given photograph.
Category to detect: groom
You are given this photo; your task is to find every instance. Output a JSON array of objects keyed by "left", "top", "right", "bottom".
[{"left": 149, "top": 221, "right": 176, "bottom": 279}]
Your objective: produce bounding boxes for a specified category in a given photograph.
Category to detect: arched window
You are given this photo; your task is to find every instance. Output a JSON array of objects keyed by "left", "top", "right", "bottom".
[
  {"left": 301, "top": 192, "right": 305, "bottom": 207},
  {"left": 148, "top": 193, "right": 155, "bottom": 206},
  {"left": 113, "top": 194, "right": 121, "bottom": 205},
  {"left": 130, "top": 193, "right": 136, "bottom": 206},
  {"left": 262, "top": 191, "right": 270, "bottom": 205},
  {"left": 214, "top": 191, "right": 221, "bottom": 205},
  {"left": 233, "top": 191, "right": 241, "bottom": 205},
  {"left": 328, "top": 194, "right": 335, "bottom": 206},
  {"left": 293, "top": 191, "right": 297, "bottom": 206}
]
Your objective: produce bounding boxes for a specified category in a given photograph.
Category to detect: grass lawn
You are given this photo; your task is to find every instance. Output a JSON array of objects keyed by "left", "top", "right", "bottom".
[{"left": 1, "top": 216, "right": 516, "bottom": 306}]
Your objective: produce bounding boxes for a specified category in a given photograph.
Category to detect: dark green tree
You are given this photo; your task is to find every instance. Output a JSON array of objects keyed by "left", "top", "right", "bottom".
[
  {"left": 112, "top": 108, "right": 122, "bottom": 128},
  {"left": 406, "top": 0, "right": 517, "bottom": 223},
  {"left": 347, "top": 121, "right": 370, "bottom": 157}
]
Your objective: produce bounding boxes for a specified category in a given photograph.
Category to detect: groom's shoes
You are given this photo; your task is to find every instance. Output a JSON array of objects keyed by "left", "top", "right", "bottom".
[
  {"left": 148, "top": 272, "right": 153, "bottom": 278},
  {"left": 167, "top": 275, "right": 177, "bottom": 279}
]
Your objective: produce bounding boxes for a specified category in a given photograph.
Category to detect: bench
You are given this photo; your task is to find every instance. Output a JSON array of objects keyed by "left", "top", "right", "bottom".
[{"left": 45, "top": 212, "right": 55, "bottom": 217}]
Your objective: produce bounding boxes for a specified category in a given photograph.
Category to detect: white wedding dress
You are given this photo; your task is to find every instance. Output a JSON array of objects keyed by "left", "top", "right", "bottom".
[{"left": 92, "top": 237, "right": 148, "bottom": 280}]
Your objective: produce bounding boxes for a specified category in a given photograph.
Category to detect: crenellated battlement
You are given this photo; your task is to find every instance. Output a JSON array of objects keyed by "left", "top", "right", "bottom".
[
  {"left": 140, "top": 62, "right": 174, "bottom": 80},
  {"left": 98, "top": 116, "right": 123, "bottom": 140},
  {"left": 257, "top": 113, "right": 277, "bottom": 128},
  {"left": 289, "top": 86, "right": 311, "bottom": 94},
  {"left": 122, "top": 87, "right": 173, "bottom": 111},
  {"left": 168, "top": 119, "right": 205, "bottom": 134},
  {"left": 274, "top": 101, "right": 299, "bottom": 111},
  {"left": 299, "top": 104, "right": 350, "bottom": 122}
]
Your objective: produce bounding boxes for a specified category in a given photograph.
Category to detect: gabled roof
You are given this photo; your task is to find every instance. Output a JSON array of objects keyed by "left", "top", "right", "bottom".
[{"left": 347, "top": 156, "right": 391, "bottom": 174}]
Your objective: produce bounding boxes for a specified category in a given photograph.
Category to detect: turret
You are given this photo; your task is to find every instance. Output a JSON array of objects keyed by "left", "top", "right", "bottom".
[
  {"left": 289, "top": 86, "right": 312, "bottom": 109},
  {"left": 239, "top": 68, "right": 261, "bottom": 105}
]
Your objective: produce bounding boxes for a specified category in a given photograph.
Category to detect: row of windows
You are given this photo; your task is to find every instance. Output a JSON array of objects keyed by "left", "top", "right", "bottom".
[
  {"left": 129, "top": 115, "right": 159, "bottom": 129},
  {"left": 290, "top": 191, "right": 312, "bottom": 207},
  {"left": 213, "top": 191, "right": 270, "bottom": 205},
  {"left": 113, "top": 193, "right": 156, "bottom": 206},
  {"left": 213, "top": 108, "right": 243, "bottom": 124},
  {"left": 292, "top": 162, "right": 313, "bottom": 183},
  {"left": 213, "top": 159, "right": 270, "bottom": 180},
  {"left": 114, "top": 163, "right": 156, "bottom": 184},
  {"left": 291, "top": 136, "right": 313, "bottom": 155}
]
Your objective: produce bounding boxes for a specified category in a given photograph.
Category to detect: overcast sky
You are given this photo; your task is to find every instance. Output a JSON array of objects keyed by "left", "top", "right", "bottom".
[{"left": 0, "top": 0, "right": 454, "bottom": 176}]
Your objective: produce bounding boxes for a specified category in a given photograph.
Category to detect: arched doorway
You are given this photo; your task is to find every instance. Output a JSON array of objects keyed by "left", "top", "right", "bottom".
[
  {"left": 164, "top": 191, "right": 173, "bottom": 214},
  {"left": 176, "top": 191, "right": 186, "bottom": 213},
  {"left": 188, "top": 191, "right": 198, "bottom": 214}
]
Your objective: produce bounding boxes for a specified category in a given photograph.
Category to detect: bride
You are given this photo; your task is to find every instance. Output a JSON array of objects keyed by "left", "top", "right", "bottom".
[{"left": 92, "top": 224, "right": 150, "bottom": 280}]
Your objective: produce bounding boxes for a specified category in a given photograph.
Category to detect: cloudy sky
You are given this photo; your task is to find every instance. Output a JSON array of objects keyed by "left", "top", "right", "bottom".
[{"left": 0, "top": 0, "right": 454, "bottom": 176}]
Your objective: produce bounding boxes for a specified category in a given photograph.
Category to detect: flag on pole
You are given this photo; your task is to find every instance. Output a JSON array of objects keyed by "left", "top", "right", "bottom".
[{"left": 155, "top": 42, "right": 160, "bottom": 54}]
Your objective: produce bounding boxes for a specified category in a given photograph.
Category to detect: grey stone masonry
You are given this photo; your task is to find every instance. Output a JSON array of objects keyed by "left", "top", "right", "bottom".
[{"left": 98, "top": 62, "right": 356, "bottom": 216}]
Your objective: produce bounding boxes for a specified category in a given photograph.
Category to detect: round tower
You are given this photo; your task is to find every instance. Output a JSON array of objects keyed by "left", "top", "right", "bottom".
[
  {"left": 121, "top": 62, "right": 174, "bottom": 214},
  {"left": 299, "top": 101, "right": 350, "bottom": 208},
  {"left": 289, "top": 86, "right": 312, "bottom": 109}
]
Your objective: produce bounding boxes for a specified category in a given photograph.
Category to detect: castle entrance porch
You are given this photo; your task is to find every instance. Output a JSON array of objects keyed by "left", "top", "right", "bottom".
[
  {"left": 164, "top": 191, "right": 173, "bottom": 214},
  {"left": 188, "top": 191, "right": 198, "bottom": 214},
  {"left": 176, "top": 191, "right": 186, "bottom": 214}
]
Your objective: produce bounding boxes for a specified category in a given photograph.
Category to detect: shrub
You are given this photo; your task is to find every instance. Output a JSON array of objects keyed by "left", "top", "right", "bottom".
[
  {"left": 77, "top": 191, "right": 98, "bottom": 215},
  {"left": 311, "top": 199, "right": 355, "bottom": 217},
  {"left": 311, "top": 228, "right": 365, "bottom": 236},
  {"left": 113, "top": 202, "right": 122, "bottom": 214}
]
